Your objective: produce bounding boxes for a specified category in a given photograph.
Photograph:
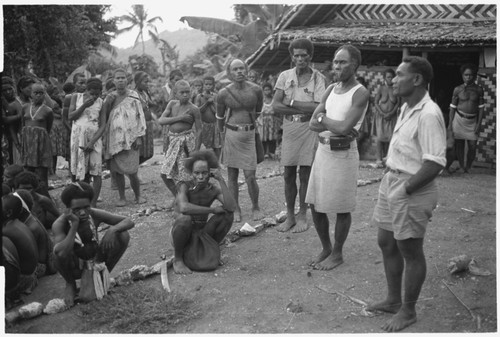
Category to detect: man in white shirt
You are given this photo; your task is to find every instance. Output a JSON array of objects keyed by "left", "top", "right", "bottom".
[{"left": 368, "top": 56, "right": 446, "bottom": 332}]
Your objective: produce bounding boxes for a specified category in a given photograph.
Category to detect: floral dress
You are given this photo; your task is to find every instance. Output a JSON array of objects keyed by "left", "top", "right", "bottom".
[{"left": 70, "top": 93, "right": 103, "bottom": 180}]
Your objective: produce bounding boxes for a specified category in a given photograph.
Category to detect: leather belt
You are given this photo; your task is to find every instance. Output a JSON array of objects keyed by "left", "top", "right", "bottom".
[
  {"left": 285, "top": 114, "right": 311, "bottom": 123},
  {"left": 225, "top": 123, "right": 255, "bottom": 132},
  {"left": 456, "top": 110, "right": 476, "bottom": 120}
]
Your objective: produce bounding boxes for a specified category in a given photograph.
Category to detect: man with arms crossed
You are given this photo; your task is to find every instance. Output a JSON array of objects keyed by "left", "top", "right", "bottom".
[
  {"left": 368, "top": 56, "right": 446, "bottom": 332},
  {"left": 272, "top": 38, "right": 326, "bottom": 233}
]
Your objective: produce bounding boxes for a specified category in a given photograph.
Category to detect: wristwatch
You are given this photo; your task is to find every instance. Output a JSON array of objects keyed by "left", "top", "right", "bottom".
[{"left": 317, "top": 115, "right": 324, "bottom": 123}]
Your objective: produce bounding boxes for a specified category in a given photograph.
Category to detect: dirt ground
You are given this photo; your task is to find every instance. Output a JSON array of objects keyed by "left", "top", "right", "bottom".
[{"left": 4, "top": 139, "right": 497, "bottom": 333}]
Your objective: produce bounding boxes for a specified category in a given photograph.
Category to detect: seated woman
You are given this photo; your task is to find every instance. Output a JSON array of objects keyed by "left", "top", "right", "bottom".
[
  {"left": 171, "top": 150, "right": 236, "bottom": 274},
  {"left": 52, "top": 181, "right": 134, "bottom": 306},
  {"left": 14, "top": 171, "right": 60, "bottom": 230},
  {"left": 14, "top": 189, "right": 57, "bottom": 275}
]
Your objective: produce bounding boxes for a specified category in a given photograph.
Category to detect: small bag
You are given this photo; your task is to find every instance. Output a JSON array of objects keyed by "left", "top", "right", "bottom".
[
  {"left": 183, "top": 230, "right": 220, "bottom": 271},
  {"left": 255, "top": 132, "right": 265, "bottom": 164},
  {"left": 329, "top": 135, "right": 353, "bottom": 151},
  {"left": 79, "top": 261, "right": 110, "bottom": 302}
]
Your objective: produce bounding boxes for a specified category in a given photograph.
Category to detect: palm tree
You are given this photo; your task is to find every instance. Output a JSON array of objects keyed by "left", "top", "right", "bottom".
[{"left": 115, "top": 5, "right": 163, "bottom": 55}]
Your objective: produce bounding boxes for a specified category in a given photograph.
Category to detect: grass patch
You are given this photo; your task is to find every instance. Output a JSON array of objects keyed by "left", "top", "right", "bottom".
[{"left": 77, "top": 281, "right": 200, "bottom": 333}]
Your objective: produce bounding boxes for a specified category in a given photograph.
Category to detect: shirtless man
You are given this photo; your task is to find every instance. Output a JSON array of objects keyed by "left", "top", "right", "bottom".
[
  {"left": 14, "top": 170, "right": 60, "bottom": 230},
  {"left": 2, "top": 193, "right": 39, "bottom": 304},
  {"left": 159, "top": 80, "right": 202, "bottom": 209},
  {"left": 195, "top": 76, "right": 222, "bottom": 160},
  {"left": 171, "top": 150, "right": 236, "bottom": 274},
  {"left": 13, "top": 189, "right": 56, "bottom": 275},
  {"left": 448, "top": 63, "right": 484, "bottom": 173},
  {"left": 217, "top": 59, "right": 264, "bottom": 222},
  {"left": 52, "top": 182, "right": 134, "bottom": 306},
  {"left": 373, "top": 68, "right": 400, "bottom": 167}
]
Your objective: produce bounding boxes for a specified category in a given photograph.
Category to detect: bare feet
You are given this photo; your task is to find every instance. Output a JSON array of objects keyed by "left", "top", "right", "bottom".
[
  {"left": 308, "top": 249, "right": 331, "bottom": 266},
  {"left": 63, "top": 283, "right": 77, "bottom": 307},
  {"left": 234, "top": 212, "right": 242, "bottom": 223},
  {"left": 165, "top": 200, "right": 175, "bottom": 212},
  {"left": 382, "top": 309, "right": 417, "bottom": 332},
  {"left": 173, "top": 258, "right": 192, "bottom": 274},
  {"left": 313, "top": 252, "right": 343, "bottom": 270},
  {"left": 116, "top": 199, "right": 127, "bottom": 207},
  {"left": 251, "top": 208, "right": 263, "bottom": 221},
  {"left": 366, "top": 299, "right": 401, "bottom": 314},
  {"left": 277, "top": 217, "right": 295, "bottom": 232},
  {"left": 292, "top": 216, "right": 309, "bottom": 233},
  {"left": 135, "top": 196, "right": 146, "bottom": 204}
]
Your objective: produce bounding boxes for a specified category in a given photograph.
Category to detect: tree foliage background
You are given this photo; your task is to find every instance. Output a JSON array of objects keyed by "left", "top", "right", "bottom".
[{"left": 3, "top": 5, "right": 117, "bottom": 81}]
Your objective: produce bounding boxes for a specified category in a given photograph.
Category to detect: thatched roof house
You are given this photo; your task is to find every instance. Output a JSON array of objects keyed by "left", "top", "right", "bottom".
[{"left": 246, "top": 4, "right": 497, "bottom": 166}]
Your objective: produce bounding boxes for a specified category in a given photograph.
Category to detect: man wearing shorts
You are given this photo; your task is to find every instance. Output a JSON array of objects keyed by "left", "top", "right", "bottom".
[{"left": 367, "top": 56, "right": 446, "bottom": 332}]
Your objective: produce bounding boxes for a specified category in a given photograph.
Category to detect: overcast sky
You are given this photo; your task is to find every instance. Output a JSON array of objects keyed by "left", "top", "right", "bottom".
[{"left": 105, "top": 1, "right": 236, "bottom": 48}]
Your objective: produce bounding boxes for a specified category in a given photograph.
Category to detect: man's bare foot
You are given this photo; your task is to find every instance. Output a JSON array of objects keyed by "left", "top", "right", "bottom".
[
  {"left": 292, "top": 217, "right": 309, "bottom": 233},
  {"left": 135, "top": 197, "right": 146, "bottom": 204},
  {"left": 116, "top": 199, "right": 127, "bottom": 207},
  {"left": 234, "top": 212, "right": 242, "bottom": 223},
  {"left": 63, "top": 283, "right": 77, "bottom": 307},
  {"left": 308, "top": 249, "right": 331, "bottom": 266},
  {"left": 366, "top": 299, "right": 402, "bottom": 314},
  {"left": 382, "top": 309, "right": 417, "bottom": 332},
  {"left": 251, "top": 208, "right": 263, "bottom": 221},
  {"left": 277, "top": 218, "right": 295, "bottom": 232},
  {"left": 173, "top": 258, "right": 192, "bottom": 274},
  {"left": 313, "top": 252, "right": 343, "bottom": 270}
]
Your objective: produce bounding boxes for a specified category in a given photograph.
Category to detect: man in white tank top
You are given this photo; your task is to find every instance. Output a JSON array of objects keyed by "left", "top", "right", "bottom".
[{"left": 306, "top": 45, "right": 369, "bottom": 271}]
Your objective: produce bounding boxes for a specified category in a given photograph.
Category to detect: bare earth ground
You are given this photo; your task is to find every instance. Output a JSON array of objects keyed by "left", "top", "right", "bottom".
[{"left": 4, "top": 139, "right": 497, "bottom": 333}]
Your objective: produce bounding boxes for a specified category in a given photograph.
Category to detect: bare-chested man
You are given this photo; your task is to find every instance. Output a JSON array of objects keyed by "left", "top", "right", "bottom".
[
  {"left": 171, "top": 150, "right": 236, "bottom": 274},
  {"left": 195, "top": 76, "right": 222, "bottom": 160},
  {"left": 373, "top": 68, "right": 400, "bottom": 167},
  {"left": 159, "top": 80, "right": 202, "bottom": 209},
  {"left": 272, "top": 38, "right": 326, "bottom": 233},
  {"left": 52, "top": 182, "right": 134, "bottom": 306},
  {"left": 216, "top": 59, "right": 264, "bottom": 223},
  {"left": 448, "top": 63, "right": 484, "bottom": 173}
]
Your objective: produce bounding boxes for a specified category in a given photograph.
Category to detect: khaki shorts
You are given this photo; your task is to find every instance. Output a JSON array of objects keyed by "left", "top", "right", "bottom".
[{"left": 372, "top": 170, "right": 438, "bottom": 240}]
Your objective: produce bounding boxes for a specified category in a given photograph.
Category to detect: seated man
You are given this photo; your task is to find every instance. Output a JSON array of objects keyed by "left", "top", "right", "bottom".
[
  {"left": 14, "top": 189, "right": 57, "bottom": 276},
  {"left": 171, "top": 150, "right": 236, "bottom": 274},
  {"left": 52, "top": 181, "right": 134, "bottom": 306},
  {"left": 14, "top": 171, "right": 60, "bottom": 230},
  {"left": 2, "top": 193, "right": 39, "bottom": 307}
]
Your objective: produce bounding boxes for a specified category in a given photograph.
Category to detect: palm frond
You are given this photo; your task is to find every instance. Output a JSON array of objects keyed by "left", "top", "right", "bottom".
[{"left": 179, "top": 16, "right": 244, "bottom": 36}]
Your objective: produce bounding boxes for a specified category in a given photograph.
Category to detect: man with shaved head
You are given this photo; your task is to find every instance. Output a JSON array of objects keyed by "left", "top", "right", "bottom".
[
  {"left": 216, "top": 59, "right": 264, "bottom": 223},
  {"left": 159, "top": 79, "right": 202, "bottom": 209}
]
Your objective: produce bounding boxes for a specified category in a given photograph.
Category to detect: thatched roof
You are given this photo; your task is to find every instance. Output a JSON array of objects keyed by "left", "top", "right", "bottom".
[
  {"left": 247, "top": 19, "right": 496, "bottom": 69},
  {"left": 280, "top": 20, "right": 496, "bottom": 48}
]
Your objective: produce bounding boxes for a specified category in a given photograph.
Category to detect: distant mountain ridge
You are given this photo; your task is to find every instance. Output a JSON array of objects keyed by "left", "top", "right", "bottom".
[{"left": 113, "top": 28, "right": 209, "bottom": 66}]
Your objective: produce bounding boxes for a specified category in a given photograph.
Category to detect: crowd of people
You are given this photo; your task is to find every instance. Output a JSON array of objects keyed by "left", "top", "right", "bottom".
[{"left": 2, "top": 37, "right": 485, "bottom": 332}]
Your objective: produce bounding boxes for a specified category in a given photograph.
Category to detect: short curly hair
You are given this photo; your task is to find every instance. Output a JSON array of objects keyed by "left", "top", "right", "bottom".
[
  {"left": 184, "top": 150, "right": 219, "bottom": 174},
  {"left": 14, "top": 171, "right": 39, "bottom": 189},
  {"left": 60, "top": 182, "right": 94, "bottom": 207},
  {"left": 288, "top": 38, "right": 314, "bottom": 58}
]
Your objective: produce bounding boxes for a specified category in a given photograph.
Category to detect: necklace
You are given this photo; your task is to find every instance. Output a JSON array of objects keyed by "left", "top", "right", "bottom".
[{"left": 30, "top": 103, "right": 44, "bottom": 120}]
